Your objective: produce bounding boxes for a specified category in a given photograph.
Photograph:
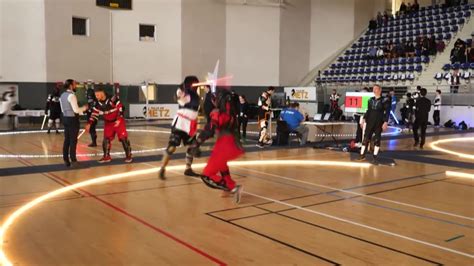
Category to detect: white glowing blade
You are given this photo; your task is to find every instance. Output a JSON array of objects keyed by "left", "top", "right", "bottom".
[{"left": 209, "top": 60, "right": 219, "bottom": 93}]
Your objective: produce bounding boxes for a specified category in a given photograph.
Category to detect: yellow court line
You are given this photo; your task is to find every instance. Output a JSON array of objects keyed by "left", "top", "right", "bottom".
[{"left": 430, "top": 137, "right": 474, "bottom": 160}]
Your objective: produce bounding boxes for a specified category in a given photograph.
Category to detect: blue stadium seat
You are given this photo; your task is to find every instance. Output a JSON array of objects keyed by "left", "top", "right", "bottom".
[
  {"left": 384, "top": 75, "right": 392, "bottom": 81},
  {"left": 400, "top": 65, "right": 407, "bottom": 72},
  {"left": 407, "top": 57, "right": 414, "bottom": 65},
  {"left": 370, "top": 75, "right": 377, "bottom": 82},
  {"left": 408, "top": 65, "right": 414, "bottom": 72},
  {"left": 393, "top": 66, "right": 399, "bottom": 72},
  {"left": 415, "top": 65, "right": 422, "bottom": 72},
  {"left": 452, "top": 25, "right": 458, "bottom": 32},
  {"left": 470, "top": 63, "right": 474, "bottom": 70},
  {"left": 444, "top": 33, "right": 452, "bottom": 40},
  {"left": 442, "top": 64, "right": 451, "bottom": 71},
  {"left": 461, "top": 63, "right": 470, "bottom": 70},
  {"left": 414, "top": 57, "right": 421, "bottom": 64},
  {"left": 422, "top": 56, "right": 430, "bottom": 64},
  {"left": 452, "top": 63, "right": 460, "bottom": 70}
]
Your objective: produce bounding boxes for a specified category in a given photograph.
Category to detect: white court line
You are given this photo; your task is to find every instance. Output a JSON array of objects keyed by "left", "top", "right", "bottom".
[
  {"left": 237, "top": 167, "right": 474, "bottom": 221},
  {"left": 244, "top": 191, "right": 474, "bottom": 259}
]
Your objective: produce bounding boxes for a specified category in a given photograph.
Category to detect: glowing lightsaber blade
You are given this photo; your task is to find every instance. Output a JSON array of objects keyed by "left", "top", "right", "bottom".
[
  {"left": 40, "top": 114, "right": 48, "bottom": 130},
  {"left": 77, "top": 129, "right": 86, "bottom": 140}
]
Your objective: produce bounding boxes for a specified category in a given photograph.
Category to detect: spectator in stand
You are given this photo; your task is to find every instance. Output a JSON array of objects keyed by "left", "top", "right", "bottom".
[
  {"left": 429, "top": 36, "right": 437, "bottom": 56},
  {"left": 406, "top": 2, "right": 413, "bottom": 14},
  {"left": 412, "top": 0, "right": 420, "bottom": 12},
  {"left": 468, "top": 46, "right": 474, "bottom": 63},
  {"left": 383, "top": 11, "right": 390, "bottom": 26},
  {"left": 448, "top": 69, "right": 461, "bottom": 93},
  {"left": 376, "top": 47, "right": 384, "bottom": 59},
  {"left": 405, "top": 41, "right": 415, "bottom": 58},
  {"left": 368, "top": 46, "right": 378, "bottom": 60},
  {"left": 399, "top": 1, "right": 407, "bottom": 15},
  {"left": 436, "top": 40, "right": 446, "bottom": 53},
  {"left": 396, "top": 42, "right": 406, "bottom": 58},
  {"left": 451, "top": 39, "right": 467, "bottom": 63},
  {"left": 376, "top": 12, "right": 383, "bottom": 26},
  {"left": 422, "top": 37, "right": 430, "bottom": 57},
  {"left": 369, "top": 19, "right": 377, "bottom": 31}
]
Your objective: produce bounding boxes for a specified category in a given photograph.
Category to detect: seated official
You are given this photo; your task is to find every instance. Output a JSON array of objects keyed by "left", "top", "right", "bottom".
[{"left": 279, "top": 103, "right": 309, "bottom": 145}]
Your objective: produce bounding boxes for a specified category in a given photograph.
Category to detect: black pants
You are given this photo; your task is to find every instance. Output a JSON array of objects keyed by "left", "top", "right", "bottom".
[
  {"left": 354, "top": 114, "right": 363, "bottom": 143},
  {"left": 413, "top": 119, "right": 428, "bottom": 145},
  {"left": 433, "top": 110, "right": 440, "bottom": 126},
  {"left": 363, "top": 120, "right": 383, "bottom": 147},
  {"left": 87, "top": 112, "right": 97, "bottom": 143},
  {"left": 239, "top": 116, "right": 248, "bottom": 139},
  {"left": 63, "top": 116, "right": 80, "bottom": 163}
]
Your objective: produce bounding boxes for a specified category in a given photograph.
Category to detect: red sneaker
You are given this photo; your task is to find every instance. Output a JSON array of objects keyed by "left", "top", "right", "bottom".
[{"left": 98, "top": 155, "right": 112, "bottom": 163}]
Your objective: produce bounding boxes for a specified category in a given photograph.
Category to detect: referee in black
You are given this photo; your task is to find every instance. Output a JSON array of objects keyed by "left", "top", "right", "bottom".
[
  {"left": 59, "top": 79, "right": 88, "bottom": 167},
  {"left": 413, "top": 88, "right": 431, "bottom": 149}
]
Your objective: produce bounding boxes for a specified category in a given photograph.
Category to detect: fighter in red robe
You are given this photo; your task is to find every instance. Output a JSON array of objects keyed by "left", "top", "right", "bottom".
[
  {"left": 190, "top": 89, "right": 244, "bottom": 203},
  {"left": 85, "top": 87, "right": 132, "bottom": 163}
]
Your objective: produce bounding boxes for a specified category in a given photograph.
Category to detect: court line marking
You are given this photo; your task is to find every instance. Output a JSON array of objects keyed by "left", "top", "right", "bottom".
[
  {"left": 446, "top": 171, "right": 474, "bottom": 180},
  {"left": 0, "top": 160, "right": 368, "bottom": 266},
  {"left": 252, "top": 207, "right": 442, "bottom": 265},
  {"left": 0, "top": 129, "right": 169, "bottom": 158},
  {"left": 206, "top": 213, "right": 340, "bottom": 265},
  {"left": 243, "top": 191, "right": 474, "bottom": 259},
  {"left": 236, "top": 167, "right": 474, "bottom": 221},
  {"left": 430, "top": 137, "right": 474, "bottom": 160}
]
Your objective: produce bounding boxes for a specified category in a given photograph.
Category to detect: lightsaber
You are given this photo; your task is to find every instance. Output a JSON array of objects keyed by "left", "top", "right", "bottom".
[
  {"left": 191, "top": 76, "right": 233, "bottom": 88},
  {"left": 40, "top": 114, "right": 48, "bottom": 130},
  {"left": 390, "top": 111, "right": 399, "bottom": 125},
  {"left": 77, "top": 129, "right": 86, "bottom": 140}
]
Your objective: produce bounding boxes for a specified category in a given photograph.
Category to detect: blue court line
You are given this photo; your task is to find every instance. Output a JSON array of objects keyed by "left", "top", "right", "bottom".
[{"left": 445, "top": 235, "right": 465, "bottom": 242}]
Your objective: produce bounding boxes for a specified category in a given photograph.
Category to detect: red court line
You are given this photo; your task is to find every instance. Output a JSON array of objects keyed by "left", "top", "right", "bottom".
[{"left": 0, "top": 144, "right": 226, "bottom": 265}]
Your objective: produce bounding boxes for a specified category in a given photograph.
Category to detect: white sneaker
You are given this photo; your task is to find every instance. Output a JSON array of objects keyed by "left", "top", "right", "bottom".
[{"left": 232, "top": 185, "right": 243, "bottom": 204}]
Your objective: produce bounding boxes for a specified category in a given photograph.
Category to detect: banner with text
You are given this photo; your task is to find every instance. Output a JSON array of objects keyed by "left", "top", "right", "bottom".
[
  {"left": 129, "top": 104, "right": 178, "bottom": 119},
  {"left": 284, "top": 87, "right": 316, "bottom": 102}
]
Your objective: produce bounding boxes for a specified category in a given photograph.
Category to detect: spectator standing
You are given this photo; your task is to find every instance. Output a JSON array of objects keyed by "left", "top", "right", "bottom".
[
  {"left": 433, "top": 90, "right": 442, "bottom": 127},
  {"left": 238, "top": 95, "right": 249, "bottom": 141},
  {"left": 413, "top": 88, "right": 431, "bottom": 149}
]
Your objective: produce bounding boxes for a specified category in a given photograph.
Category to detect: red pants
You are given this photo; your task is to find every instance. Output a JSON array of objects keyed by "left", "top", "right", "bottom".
[
  {"left": 104, "top": 118, "right": 128, "bottom": 141},
  {"left": 203, "top": 135, "right": 244, "bottom": 190}
]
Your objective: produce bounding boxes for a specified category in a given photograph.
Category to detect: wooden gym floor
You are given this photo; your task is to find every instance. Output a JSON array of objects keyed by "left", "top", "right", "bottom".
[{"left": 0, "top": 123, "right": 473, "bottom": 265}]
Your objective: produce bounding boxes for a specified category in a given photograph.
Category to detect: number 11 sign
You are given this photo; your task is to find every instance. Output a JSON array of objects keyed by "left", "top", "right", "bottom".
[{"left": 344, "top": 92, "right": 374, "bottom": 113}]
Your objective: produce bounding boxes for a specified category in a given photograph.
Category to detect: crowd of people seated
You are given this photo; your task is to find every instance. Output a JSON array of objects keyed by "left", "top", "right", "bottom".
[
  {"left": 450, "top": 38, "right": 474, "bottom": 63},
  {"left": 368, "top": 35, "right": 443, "bottom": 60}
]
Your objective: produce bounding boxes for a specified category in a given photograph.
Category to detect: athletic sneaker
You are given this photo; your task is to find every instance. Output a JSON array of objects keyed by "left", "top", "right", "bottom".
[
  {"left": 232, "top": 185, "right": 243, "bottom": 204},
  {"left": 124, "top": 155, "right": 133, "bottom": 163},
  {"left": 158, "top": 168, "right": 166, "bottom": 180},
  {"left": 55, "top": 130, "right": 60, "bottom": 134},
  {"left": 256, "top": 142, "right": 264, "bottom": 149},
  {"left": 88, "top": 142, "right": 97, "bottom": 147},
  {"left": 184, "top": 168, "right": 200, "bottom": 177},
  {"left": 98, "top": 155, "right": 112, "bottom": 163},
  {"left": 356, "top": 154, "right": 366, "bottom": 161}
]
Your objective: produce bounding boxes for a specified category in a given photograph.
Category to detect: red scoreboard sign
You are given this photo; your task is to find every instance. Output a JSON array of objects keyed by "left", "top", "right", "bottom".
[{"left": 344, "top": 92, "right": 374, "bottom": 113}]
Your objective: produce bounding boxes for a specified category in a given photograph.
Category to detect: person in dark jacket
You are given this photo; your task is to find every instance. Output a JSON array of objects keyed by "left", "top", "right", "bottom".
[
  {"left": 413, "top": 88, "right": 431, "bottom": 149},
  {"left": 238, "top": 95, "right": 249, "bottom": 141}
]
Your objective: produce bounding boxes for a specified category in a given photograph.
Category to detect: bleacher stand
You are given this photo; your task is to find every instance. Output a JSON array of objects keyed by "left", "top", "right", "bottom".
[{"left": 318, "top": 3, "right": 473, "bottom": 85}]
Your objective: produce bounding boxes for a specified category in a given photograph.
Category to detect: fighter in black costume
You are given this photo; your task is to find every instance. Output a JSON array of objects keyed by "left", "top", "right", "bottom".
[
  {"left": 45, "top": 83, "right": 62, "bottom": 134},
  {"left": 85, "top": 81, "right": 98, "bottom": 147},
  {"left": 413, "top": 88, "right": 431, "bottom": 149},
  {"left": 357, "top": 85, "right": 390, "bottom": 164},
  {"left": 158, "top": 76, "right": 202, "bottom": 180}
]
